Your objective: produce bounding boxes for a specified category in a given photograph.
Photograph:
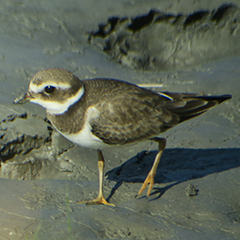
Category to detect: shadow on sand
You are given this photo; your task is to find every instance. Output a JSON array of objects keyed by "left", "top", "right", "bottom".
[{"left": 106, "top": 148, "right": 240, "bottom": 201}]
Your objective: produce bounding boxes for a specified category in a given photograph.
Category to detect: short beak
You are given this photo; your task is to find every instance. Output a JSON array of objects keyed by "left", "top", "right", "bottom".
[{"left": 13, "top": 92, "right": 33, "bottom": 104}]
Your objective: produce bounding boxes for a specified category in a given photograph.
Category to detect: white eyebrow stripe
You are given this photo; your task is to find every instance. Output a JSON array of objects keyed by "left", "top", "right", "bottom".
[
  {"left": 30, "top": 86, "right": 84, "bottom": 115},
  {"left": 29, "top": 81, "right": 71, "bottom": 93}
]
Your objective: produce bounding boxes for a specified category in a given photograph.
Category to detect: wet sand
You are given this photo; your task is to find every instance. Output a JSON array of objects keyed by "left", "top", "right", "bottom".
[{"left": 0, "top": 1, "right": 240, "bottom": 239}]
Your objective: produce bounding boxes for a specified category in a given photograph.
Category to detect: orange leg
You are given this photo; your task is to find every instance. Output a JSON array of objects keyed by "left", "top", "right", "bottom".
[
  {"left": 77, "top": 149, "right": 115, "bottom": 206},
  {"left": 136, "top": 137, "right": 166, "bottom": 198}
]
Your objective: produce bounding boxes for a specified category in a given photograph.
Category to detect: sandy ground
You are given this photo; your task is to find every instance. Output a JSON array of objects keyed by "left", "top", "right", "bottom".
[{"left": 0, "top": 1, "right": 240, "bottom": 239}]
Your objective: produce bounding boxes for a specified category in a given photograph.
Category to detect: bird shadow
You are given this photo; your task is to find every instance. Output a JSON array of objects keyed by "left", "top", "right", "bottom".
[{"left": 105, "top": 148, "right": 240, "bottom": 202}]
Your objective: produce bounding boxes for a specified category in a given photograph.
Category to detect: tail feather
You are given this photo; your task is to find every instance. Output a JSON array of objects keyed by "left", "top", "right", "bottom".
[{"left": 162, "top": 92, "right": 231, "bottom": 123}]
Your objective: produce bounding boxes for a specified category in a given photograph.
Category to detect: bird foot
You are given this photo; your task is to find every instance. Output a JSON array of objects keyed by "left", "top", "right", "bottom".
[
  {"left": 77, "top": 196, "right": 115, "bottom": 206},
  {"left": 136, "top": 173, "right": 154, "bottom": 198}
]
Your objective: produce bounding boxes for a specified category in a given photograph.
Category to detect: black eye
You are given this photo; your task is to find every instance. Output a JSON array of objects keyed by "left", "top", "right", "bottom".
[{"left": 44, "top": 86, "right": 56, "bottom": 94}]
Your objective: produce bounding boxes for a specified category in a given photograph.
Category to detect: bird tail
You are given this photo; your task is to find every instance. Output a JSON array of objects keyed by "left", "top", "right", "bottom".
[{"left": 161, "top": 92, "right": 232, "bottom": 123}]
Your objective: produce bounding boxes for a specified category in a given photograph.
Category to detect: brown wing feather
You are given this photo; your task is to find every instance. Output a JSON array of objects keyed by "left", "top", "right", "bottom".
[
  {"left": 90, "top": 93, "right": 179, "bottom": 145},
  {"left": 83, "top": 79, "right": 231, "bottom": 145},
  {"left": 84, "top": 80, "right": 179, "bottom": 145}
]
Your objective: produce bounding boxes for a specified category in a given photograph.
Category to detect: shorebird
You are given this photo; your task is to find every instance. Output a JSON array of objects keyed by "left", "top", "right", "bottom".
[{"left": 14, "top": 68, "right": 231, "bottom": 206}]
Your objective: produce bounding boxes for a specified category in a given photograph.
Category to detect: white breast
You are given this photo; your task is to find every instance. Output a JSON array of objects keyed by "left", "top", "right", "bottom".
[
  {"left": 54, "top": 106, "right": 109, "bottom": 149},
  {"left": 60, "top": 122, "right": 108, "bottom": 149}
]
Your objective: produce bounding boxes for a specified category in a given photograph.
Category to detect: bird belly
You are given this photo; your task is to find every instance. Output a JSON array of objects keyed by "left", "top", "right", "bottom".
[{"left": 55, "top": 122, "right": 109, "bottom": 149}]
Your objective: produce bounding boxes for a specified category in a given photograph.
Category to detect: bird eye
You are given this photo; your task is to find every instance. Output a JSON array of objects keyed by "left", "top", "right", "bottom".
[{"left": 44, "top": 86, "right": 56, "bottom": 94}]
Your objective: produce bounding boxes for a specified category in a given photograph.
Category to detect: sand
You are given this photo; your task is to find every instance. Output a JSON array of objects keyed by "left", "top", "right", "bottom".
[{"left": 0, "top": 1, "right": 239, "bottom": 239}]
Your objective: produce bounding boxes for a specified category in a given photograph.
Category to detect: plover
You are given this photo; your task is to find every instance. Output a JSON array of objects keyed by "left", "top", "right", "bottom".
[{"left": 14, "top": 68, "right": 231, "bottom": 206}]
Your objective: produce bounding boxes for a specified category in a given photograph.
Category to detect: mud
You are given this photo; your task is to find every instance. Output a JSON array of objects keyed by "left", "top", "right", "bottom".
[{"left": 90, "top": 4, "right": 240, "bottom": 70}]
